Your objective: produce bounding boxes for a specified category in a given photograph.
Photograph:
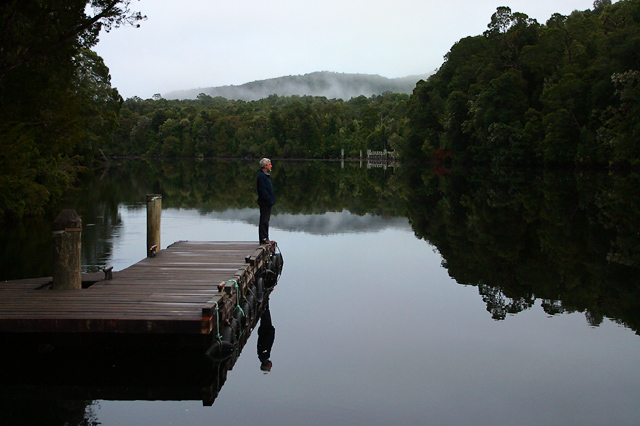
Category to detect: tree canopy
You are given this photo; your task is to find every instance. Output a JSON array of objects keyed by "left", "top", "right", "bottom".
[
  {"left": 403, "top": 0, "right": 640, "bottom": 168},
  {"left": 0, "top": 0, "right": 144, "bottom": 221},
  {"left": 108, "top": 92, "right": 408, "bottom": 160}
]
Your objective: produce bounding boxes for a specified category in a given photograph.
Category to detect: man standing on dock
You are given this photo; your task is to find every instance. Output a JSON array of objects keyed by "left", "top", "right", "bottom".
[{"left": 257, "top": 158, "right": 275, "bottom": 244}]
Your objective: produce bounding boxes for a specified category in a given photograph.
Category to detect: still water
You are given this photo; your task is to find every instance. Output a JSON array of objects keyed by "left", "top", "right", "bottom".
[{"left": 1, "top": 160, "right": 640, "bottom": 426}]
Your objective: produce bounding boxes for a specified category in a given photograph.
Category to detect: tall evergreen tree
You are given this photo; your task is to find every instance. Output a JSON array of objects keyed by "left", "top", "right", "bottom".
[{"left": 0, "top": 1, "right": 144, "bottom": 220}]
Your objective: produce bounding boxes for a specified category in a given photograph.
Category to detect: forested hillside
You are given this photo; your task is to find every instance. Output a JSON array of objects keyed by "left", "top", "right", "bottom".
[
  {"left": 404, "top": 0, "right": 640, "bottom": 167},
  {"left": 164, "top": 71, "right": 429, "bottom": 101}
]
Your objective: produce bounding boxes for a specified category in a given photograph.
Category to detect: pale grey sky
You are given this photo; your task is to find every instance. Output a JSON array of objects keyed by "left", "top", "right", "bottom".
[{"left": 94, "top": 0, "right": 600, "bottom": 99}]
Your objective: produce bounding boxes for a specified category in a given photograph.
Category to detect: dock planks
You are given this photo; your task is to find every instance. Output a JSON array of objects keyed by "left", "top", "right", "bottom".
[{"left": 0, "top": 241, "right": 271, "bottom": 337}]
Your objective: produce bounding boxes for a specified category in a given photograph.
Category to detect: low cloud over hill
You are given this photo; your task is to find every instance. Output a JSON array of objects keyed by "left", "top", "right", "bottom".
[{"left": 164, "top": 71, "right": 431, "bottom": 101}]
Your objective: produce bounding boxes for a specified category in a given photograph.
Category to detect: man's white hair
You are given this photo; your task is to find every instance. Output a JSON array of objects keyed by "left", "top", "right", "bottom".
[{"left": 260, "top": 158, "right": 271, "bottom": 168}]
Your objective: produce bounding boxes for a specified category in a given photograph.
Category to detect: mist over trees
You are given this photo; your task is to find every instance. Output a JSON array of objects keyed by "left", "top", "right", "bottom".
[{"left": 164, "top": 72, "right": 430, "bottom": 101}]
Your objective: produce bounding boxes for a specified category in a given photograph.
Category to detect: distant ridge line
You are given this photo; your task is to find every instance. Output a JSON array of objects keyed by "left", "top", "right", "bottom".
[{"left": 164, "top": 71, "right": 432, "bottom": 101}]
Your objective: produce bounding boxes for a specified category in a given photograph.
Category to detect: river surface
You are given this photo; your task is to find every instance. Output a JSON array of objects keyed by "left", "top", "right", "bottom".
[{"left": 1, "top": 159, "right": 639, "bottom": 426}]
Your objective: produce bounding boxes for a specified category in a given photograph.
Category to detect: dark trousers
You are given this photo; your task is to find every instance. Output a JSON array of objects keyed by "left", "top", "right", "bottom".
[{"left": 259, "top": 204, "right": 272, "bottom": 243}]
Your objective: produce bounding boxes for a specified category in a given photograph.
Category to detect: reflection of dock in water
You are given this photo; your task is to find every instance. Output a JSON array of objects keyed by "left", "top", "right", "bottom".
[
  {"left": 0, "top": 294, "right": 276, "bottom": 407},
  {"left": 366, "top": 149, "right": 396, "bottom": 169},
  {"left": 340, "top": 149, "right": 397, "bottom": 170},
  {"left": 0, "top": 239, "right": 283, "bottom": 405}
]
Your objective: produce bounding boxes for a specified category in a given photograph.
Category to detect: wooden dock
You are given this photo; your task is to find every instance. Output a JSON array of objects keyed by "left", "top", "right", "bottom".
[{"left": 0, "top": 240, "right": 282, "bottom": 352}]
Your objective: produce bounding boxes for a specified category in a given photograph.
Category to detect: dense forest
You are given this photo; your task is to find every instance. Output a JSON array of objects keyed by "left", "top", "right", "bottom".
[
  {"left": 2, "top": 0, "right": 640, "bottom": 222},
  {"left": 0, "top": 1, "right": 144, "bottom": 221},
  {"left": 110, "top": 92, "right": 409, "bottom": 159},
  {"left": 405, "top": 0, "right": 640, "bottom": 167}
]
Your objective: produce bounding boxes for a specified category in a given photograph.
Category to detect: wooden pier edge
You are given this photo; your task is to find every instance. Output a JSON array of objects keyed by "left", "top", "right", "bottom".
[{"left": 201, "top": 243, "right": 280, "bottom": 348}]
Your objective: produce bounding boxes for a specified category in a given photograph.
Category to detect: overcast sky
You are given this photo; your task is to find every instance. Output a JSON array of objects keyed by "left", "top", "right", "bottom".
[{"left": 94, "top": 0, "right": 601, "bottom": 100}]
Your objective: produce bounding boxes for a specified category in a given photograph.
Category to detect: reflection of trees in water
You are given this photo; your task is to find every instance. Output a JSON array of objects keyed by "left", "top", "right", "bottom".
[
  {"left": 405, "top": 165, "right": 640, "bottom": 333},
  {"left": 74, "top": 159, "right": 406, "bottom": 217},
  {"left": 0, "top": 159, "right": 406, "bottom": 280},
  {"left": 479, "top": 284, "right": 534, "bottom": 320}
]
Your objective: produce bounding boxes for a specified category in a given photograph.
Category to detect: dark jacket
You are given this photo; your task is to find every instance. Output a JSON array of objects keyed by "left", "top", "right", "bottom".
[{"left": 257, "top": 170, "right": 275, "bottom": 206}]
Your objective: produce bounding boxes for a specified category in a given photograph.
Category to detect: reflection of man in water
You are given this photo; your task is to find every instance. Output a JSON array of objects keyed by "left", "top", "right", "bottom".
[{"left": 257, "top": 302, "right": 275, "bottom": 372}]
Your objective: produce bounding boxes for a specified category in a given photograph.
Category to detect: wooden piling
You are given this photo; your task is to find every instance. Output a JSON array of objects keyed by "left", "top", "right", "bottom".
[
  {"left": 146, "top": 194, "right": 162, "bottom": 257},
  {"left": 52, "top": 210, "right": 82, "bottom": 290}
]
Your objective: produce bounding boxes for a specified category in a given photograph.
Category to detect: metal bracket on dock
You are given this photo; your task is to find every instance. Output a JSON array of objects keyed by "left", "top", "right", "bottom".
[
  {"left": 245, "top": 245, "right": 272, "bottom": 269},
  {"left": 222, "top": 280, "right": 237, "bottom": 295}
]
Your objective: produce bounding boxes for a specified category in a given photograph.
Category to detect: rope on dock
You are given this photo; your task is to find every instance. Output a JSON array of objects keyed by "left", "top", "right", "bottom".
[{"left": 210, "top": 249, "right": 281, "bottom": 357}]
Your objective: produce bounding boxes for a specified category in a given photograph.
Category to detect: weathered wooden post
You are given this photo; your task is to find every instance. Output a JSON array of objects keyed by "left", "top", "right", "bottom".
[
  {"left": 147, "top": 194, "right": 162, "bottom": 257},
  {"left": 52, "top": 210, "right": 82, "bottom": 290}
]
